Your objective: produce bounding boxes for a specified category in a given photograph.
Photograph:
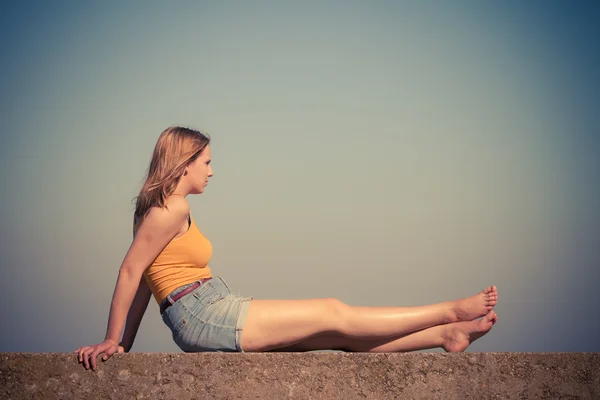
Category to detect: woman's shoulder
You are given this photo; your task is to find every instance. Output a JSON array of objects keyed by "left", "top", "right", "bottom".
[
  {"left": 152, "top": 195, "right": 189, "bottom": 219},
  {"left": 164, "top": 194, "right": 190, "bottom": 212},
  {"left": 133, "top": 195, "right": 190, "bottom": 239},
  {"left": 139, "top": 195, "right": 190, "bottom": 230}
]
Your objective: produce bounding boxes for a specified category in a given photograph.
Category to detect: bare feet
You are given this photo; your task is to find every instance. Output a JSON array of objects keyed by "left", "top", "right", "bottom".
[
  {"left": 442, "top": 310, "right": 498, "bottom": 352},
  {"left": 450, "top": 286, "right": 498, "bottom": 322}
]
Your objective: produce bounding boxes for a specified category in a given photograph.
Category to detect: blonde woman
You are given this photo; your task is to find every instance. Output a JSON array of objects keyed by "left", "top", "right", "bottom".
[{"left": 76, "top": 126, "right": 498, "bottom": 370}]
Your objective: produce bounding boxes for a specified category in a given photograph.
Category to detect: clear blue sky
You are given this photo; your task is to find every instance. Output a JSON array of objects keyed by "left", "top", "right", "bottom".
[{"left": 0, "top": 1, "right": 598, "bottom": 353}]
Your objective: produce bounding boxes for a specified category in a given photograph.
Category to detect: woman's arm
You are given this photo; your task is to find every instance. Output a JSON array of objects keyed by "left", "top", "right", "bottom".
[
  {"left": 119, "top": 276, "right": 153, "bottom": 352},
  {"left": 75, "top": 196, "right": 190, "bottom": 370}
]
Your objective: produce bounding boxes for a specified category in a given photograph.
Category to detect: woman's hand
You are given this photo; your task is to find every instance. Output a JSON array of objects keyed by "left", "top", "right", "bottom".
[{"left": 74, "top": 339, "right": 125, "bottom": 370}]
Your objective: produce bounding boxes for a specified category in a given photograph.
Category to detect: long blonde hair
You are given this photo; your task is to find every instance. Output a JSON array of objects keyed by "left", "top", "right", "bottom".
[{"left": 133, "top": 126, "right": 210, "bottom": 223}]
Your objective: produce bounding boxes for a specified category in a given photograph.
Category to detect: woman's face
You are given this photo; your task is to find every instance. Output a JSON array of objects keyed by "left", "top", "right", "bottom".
[{"left": 185, "top": 145, "right": 213, "bottom": 194}]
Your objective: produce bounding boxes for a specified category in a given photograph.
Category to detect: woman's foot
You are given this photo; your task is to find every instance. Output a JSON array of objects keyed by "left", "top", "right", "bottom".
[
  {"left": 442, "top": 310, "right": 498, "bottom": 352},
  {"left": 450, "top": 286, "right": 498, "bottom": 322}
]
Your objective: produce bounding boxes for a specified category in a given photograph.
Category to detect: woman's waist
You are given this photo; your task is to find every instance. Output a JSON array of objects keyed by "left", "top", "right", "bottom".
[
  {"left": 158, "top": 276, "right": 215, "bottom": 315},
  {"left": 145, "top": 267, "right": 212, "bottom": 304}
]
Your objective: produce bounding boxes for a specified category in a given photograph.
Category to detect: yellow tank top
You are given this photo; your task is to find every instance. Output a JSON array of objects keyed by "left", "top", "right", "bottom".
[{"left": 137, "top": 214, "right": 213, "bottom": 304}]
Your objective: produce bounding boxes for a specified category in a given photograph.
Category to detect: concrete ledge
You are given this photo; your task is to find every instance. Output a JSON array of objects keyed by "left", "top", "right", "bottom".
[{"left": 1, "top": 353, "right": 599, "bottom": 399}]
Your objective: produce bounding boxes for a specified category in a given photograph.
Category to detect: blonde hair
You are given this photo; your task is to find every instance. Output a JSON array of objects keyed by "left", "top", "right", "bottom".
[{"left": 133, "top": 126, "right": 210, "bottom": 223}]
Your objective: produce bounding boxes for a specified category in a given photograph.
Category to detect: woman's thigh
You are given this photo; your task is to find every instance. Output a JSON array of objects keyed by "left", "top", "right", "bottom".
[
  {"left": 241, "top": 298, "right": 347, "bottom": 352},
  {"left": 268, "top": 334, "right": 351, "bottom": 352}
]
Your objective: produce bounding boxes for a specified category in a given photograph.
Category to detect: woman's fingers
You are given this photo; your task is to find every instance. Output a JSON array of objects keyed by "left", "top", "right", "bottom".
[
  {"left": 82, "top": 349, "right": 92, "bottom": 370},
  {"left": 79, "top": 345, "right": 103, "bottom": 370},
  {"left": 76, "top": 342, "right": 122, "bottom": 370},
  {"left": 101, "top": 346, "right": 117, "bottom": 361},
  {"left": 90, "top": 344, "right": 111, "bottom": 370},
  {"left": 93, "top": 344, "right": 122, "bottom": 369},
  {"left": 77, "top": 347, "right": 90, "bottom": 364},
  {"left": 90, "top": 350, "right": 100, "bottom": 370},
  {"left": 86, "top": 348, "right": 98, "bottom": 370}
]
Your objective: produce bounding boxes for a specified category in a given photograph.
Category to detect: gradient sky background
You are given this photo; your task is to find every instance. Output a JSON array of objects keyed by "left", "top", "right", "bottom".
[{"left": 0, "top": 1, "right": 599, "bottom": 353}]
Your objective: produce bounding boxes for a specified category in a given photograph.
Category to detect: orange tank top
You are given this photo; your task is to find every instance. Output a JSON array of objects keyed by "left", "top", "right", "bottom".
[{"left": 137, "top": 214, "right": 213, "bottom": 304}]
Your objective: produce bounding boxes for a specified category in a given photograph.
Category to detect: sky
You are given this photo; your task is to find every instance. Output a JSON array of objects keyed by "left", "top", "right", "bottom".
[{"left": 0, "top": 1, "right": 599, "bottom": 353}]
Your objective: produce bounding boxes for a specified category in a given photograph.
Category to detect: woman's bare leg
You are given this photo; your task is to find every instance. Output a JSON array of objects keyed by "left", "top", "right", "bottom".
[
  {"left": 271, "top": 311, "right": 498, "bottom": 353},
  {"left": 241, "top": 286, "right": 498, "bottom": 352}
]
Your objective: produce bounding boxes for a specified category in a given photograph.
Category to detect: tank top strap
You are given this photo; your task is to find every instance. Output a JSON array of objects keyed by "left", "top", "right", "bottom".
[{"left": 134, "top": 205, "right": 190, "bottom": 236}]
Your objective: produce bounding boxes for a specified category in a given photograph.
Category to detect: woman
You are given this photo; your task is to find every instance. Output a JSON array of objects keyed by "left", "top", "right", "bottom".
[{"left": 76, "top": 126, "right": 498, "bottom": 370}]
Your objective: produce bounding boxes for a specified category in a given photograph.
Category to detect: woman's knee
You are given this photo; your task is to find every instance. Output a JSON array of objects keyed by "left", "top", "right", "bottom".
[{"left": 322, "top": 298, "right": 351, "bottom": 331}]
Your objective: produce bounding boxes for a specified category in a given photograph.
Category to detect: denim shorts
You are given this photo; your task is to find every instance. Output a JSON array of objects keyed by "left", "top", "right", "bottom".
[{"left": 160, "top": 276, "right": 253, "bottom": 352}]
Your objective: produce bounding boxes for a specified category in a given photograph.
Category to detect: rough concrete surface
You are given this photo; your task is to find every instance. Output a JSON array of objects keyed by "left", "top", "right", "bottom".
[{"left": 1, "top": 353, "right": 598, "bottom": 399}]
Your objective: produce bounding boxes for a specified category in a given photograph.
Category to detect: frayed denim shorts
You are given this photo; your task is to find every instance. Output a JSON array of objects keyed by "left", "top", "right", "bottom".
[{"left": 160, "top": 276, "right": 253, "bottom": 352}]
